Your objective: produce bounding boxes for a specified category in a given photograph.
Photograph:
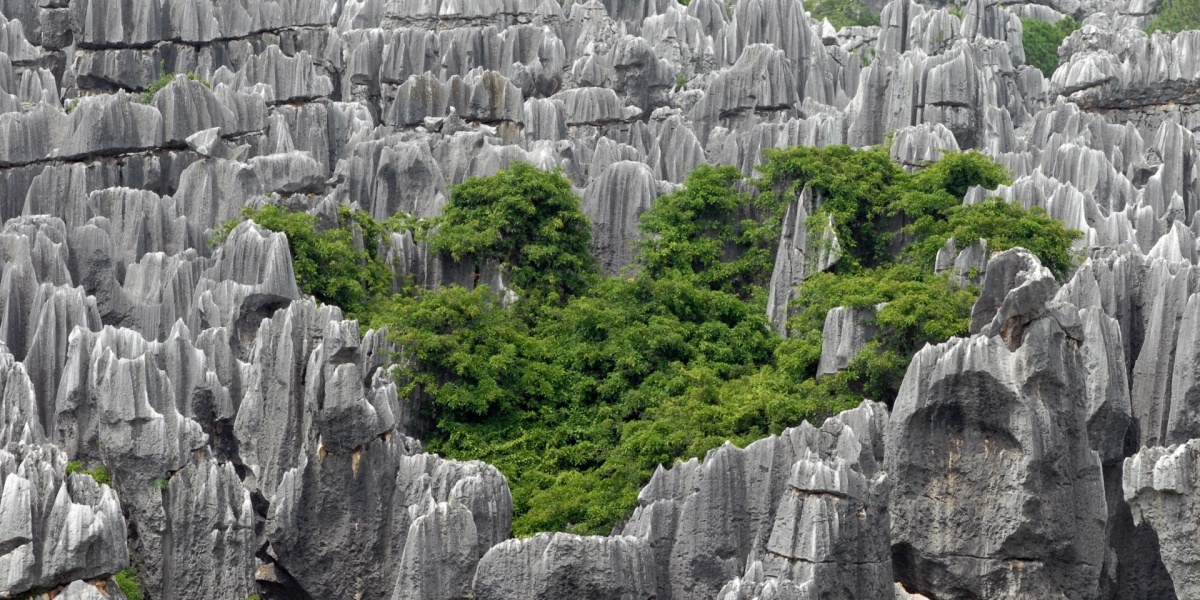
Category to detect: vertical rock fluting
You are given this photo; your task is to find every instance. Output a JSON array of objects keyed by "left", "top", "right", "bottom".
[
  {"left": 4, "top": 0, "right": 1200, "bottom": 595},
  {"left": 887, "top": 249, "right": 1108, "bottom": 599}
]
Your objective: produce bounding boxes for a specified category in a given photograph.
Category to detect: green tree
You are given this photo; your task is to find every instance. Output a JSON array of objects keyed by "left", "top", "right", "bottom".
[
  {"left": 905, "top": 197, "right": 1083, "bottom": 280},
  {"left": 1022, "top": 17, "right": 1080, "bottom": 77},
  {"left": 431, "top": 162, "right": 597, "bottom": 304},
  {"left": 1146, "top": 0, "right": 1200, "bottom": 32},
  {"left": 809, "top": 0, "right": 881, "bottom": 28},
  {"left": 638, "top": 164, "right": 774, "bottom": 297}
]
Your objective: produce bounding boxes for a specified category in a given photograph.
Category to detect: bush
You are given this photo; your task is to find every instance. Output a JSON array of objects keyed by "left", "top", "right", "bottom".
[
  {"left": 905, "top": 197, "right": 1083, "bottom": 280},
  {"left": 430, "top": 162, "right": 596, "bottom": 304},
  {"left": 115, "top": 567, "right": 143, "bottom": 600},
  {"left": 140, "top": 69, "right": 211, "bottom": 103},
  {"left": 1146, "top": 0, "right": 1200, "bottom": 33},
  {"left": 258, "top": 149, "right": 1078, "bottom": 537},
  {"left": 808, "top": 0, "right": 880, "bottom": 28},
  {"left": 638, "top": 164, "right": 774, "bottom": 298},
  {"left": 1022, "top": 17, "right": 1080, "bottom": 77},
  {"left": 66, "top": 460, "right": 111, "bottom": 486}
]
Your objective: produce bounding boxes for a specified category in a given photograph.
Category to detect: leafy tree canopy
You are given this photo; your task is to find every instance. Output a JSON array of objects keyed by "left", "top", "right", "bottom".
[{"left": 227, "top": 149, "right": 1080, "bottom": 537}]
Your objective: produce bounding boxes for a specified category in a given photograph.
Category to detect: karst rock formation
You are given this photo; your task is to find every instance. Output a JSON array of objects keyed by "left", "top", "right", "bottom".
[{"left": 1, "top": 0, "right": 1200, "bottom": 597}]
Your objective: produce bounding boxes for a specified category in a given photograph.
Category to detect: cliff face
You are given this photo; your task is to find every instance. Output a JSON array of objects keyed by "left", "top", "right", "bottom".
[{"left": 3, "top": 0, "right": 1200, "bottom": 597}]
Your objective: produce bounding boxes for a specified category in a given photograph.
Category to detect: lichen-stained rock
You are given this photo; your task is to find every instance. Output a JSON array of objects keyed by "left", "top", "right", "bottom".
[
  {"left": 52, "top": 92, "right": 163, "bottom": 160},
  {"left": 890, "top": 122, "right": 960, "bottom": 169},
  {"left": 0, "top": 443, "right": 129, "bottom": 598},
  {"left": 392, "top": 501, "right": 481, "bottom": 600},
  {"left": 887, "top": 251, "right": 1106, "bottom": 600},
  {"left": 728, "top": 0, "right": 832, "bottom": 103},
  {"left": 72, "top": 0, "right": 163, "bottom": 48},
  {"left": 968, "top": 247, "right": 1059, "bottom": 337},
  {"left": 172, "top": 158, "right": 263, "bottom": 247},
  {"left": 582, "top": 160, "right": 657, "bottom": 274},
  {"left": 333, "top": 134, "right": 449, "bottom": 220},
  {"left": 245, "top": 151, "right": 326, "bottom": 194},
  {"left": 20, "top": 284, "right": 102, "bottom": 435},
  {"left": 0, "top": 103, "right": 70, "bottom": 167},
  {"left": 766, "top": 186, "right": 840, "bottom": 336},
  {"left": 690, "top": 44, "right": 799, "bottom": 143},
  {"left": 472, "top": 532, "right": 657, "bottom": 600},
  {"left": 386, "top": 71, "right": 525, "bottom": 127},
  {"left": 552, "top": 85, "right": 638, "bottom": 126},
  {"left": 159, "top": 455, "right": 256, "bottom": 600},
  {"left": 1124, "top": 439, "right": 1200, "bottom": 600},
  {"left": 0, "top": 343, "right": 41, "bottom": 445}
]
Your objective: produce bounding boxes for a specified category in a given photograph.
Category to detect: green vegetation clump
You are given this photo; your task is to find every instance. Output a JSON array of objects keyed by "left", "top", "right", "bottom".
[
  {"left": 1022, "top": 17, "right": 1080, "bottom": 77},
  {"left": 230, "top": 148, "right": 1080, "bottom": 537},
  {"left": 1146, "top": 0, "right": 1200, "bottom": 33},
  {"left": 429, "top": 162, "right": 596, "bottom": 305},
  {"left": 808, "top": 0, "right": 880, "bottom": 29},
  {"left": 140, "top": 68, "right": 211, "bottom": 103},
  {"left": 115, "top": 567, "right": 143, "bottom": 600},
  {"left": 66, "top": 460, "right": 111, "bottom": 486}
]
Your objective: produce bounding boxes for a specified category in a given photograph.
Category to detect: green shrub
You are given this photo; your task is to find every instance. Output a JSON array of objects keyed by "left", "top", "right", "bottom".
[
  {"left": 115, "top": 567, "right": 143, "bottom": 600},
  {"left": 140, "top": 69, "right": 211, "bottom": 103},
  {"left": 255, "top": 149, "right": 1078, "bottom": 538},
  {"left": 905, "top": 197, "right": 1083, "bottom": 280},
  {"left": 1146, "top": 0, "right": 1200, "bottom": 33},
  {"left": 638, "top": 164, "right": 775, "bottom": 298},
  {"left": 808, "top": 0, "right": 880, "bottom": 28},
  {"left": 1022, "top": 17, "right": 1080, "bottom": 77},
  {"left": 66, "top": 461, "right": 111, "bottom": 486}
]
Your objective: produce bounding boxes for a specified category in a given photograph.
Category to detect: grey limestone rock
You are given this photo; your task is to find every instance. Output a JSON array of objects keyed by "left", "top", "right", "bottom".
[
  {"left": 152, "top": 74, "right": 234, "bottom": 146},
  {"left": 817, "top": 305, "right": 880, "bottom": 378},
  {"left": 1124, "top": 439, "right": 1200, "bottom": 600},
  {"left": 0, "top": 442, "right": 128, "bottom": 597},
  {"left": 52, "top": 92, "right": 162, "bottom": 160},
  {"left": 623, "top": 400, "right": 891, "bottom": 600},
  {"left": 582, "top": 160, "right": 658, "bottom": 275},
  {"left": 472, "top": 532, "right": 657, "bottom": 600},
  {"left": 888, "top": 250, "right": 1106, "bottom": 600},
  {"left": 158, "top": 455, "right": 255, "bottom": 600}
]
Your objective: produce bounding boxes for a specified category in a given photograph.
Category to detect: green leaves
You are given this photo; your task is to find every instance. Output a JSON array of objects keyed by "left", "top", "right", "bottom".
[
  {"left": 432, "top": 162, "right": 596, "bottom": 303},
  {"left": 234, "top": 151, "right": 1079, "bottom": 540},
  {"left": 905, "top": 198, "right": 1083, "bottom": 280},
  {"left": 1021, "top": 17, "right": 1080, "bottom": 78},
  {"left": 638, "top": 164, "right": 774, "bottom": 298},
  {"left": 1146, "top": 0, "right": 1200, "bottom": 34}
]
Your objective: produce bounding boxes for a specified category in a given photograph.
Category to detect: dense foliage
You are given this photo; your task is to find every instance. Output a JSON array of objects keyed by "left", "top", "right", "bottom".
[
  {"left": 808, "top": 0, "right": 881, "bottom": 28},
  {"left": 234, "top": 148, "right": 1080, "bottom": 536},
  {"left": 430, "top": 162, "right": 596, "bottom": 304},
  {"left": 1021, "top": 17, "right": 1080, "bottom": 77},
  {"left": 1146, "top": 0, "right": 1200, "bottom": 32}
]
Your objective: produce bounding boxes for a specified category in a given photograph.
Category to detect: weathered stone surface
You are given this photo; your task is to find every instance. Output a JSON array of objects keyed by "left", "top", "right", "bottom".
[
  {"left": 0, "top": 442, "right": 128, "bottom": 597},
  {"left": 888, "top": 250, "right": 1106, "bottom": 600},
  {"left": 1125, "top": 439, "right": 1200, "bottom": 600}
]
